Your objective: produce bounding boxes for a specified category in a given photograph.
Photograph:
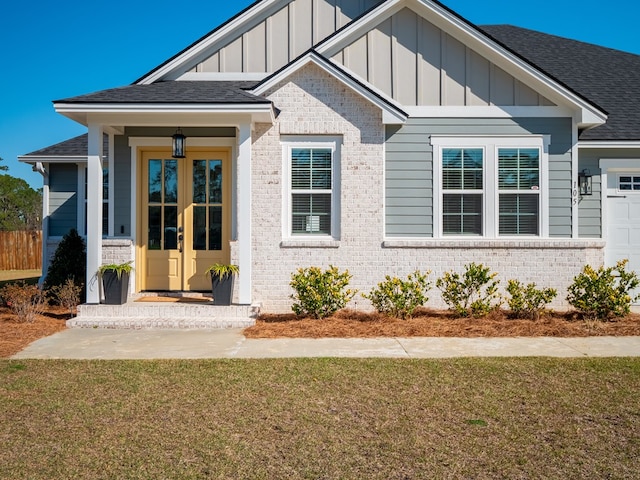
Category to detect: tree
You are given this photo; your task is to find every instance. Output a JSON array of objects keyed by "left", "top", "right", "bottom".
[
  {"left": 44, "top": 229, "right": 87, "bottom": 302},
  {"left": 0, "top": 157, "right": 42, "bottom": 231}
]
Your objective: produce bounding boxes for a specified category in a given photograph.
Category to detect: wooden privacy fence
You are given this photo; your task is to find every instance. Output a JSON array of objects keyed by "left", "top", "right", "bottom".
[{"left": 0, "top": 230, "right": 42, "bottom": 270}]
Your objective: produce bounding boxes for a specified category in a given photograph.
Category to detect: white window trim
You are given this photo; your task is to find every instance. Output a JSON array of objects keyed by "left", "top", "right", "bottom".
[
  {"left": 281, "top": 136, "right": 342, "bottom": 241},
  {"left": 431, "top": 135, "right": 550, "bottom": 239}
]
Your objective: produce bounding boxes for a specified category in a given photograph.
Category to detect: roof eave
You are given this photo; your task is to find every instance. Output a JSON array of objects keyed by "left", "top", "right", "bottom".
[
  {"left": 53, "top": 102, "right": 276, "bottom": 126},
  {"left": 18, "top": 155, "right": 92, "bottom": 165},
  {"left": 578, "top": 140, "right": 640, "bottom": 148}
]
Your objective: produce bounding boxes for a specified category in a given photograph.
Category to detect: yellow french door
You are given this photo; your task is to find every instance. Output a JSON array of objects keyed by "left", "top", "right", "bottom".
[{"left": 139, "top": 149, "right": 231, "bottom": 291}]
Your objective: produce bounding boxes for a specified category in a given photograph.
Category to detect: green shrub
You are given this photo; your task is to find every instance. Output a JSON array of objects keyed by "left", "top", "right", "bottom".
[
  {"left": 0, "top": 281, "right": 46, "bottom": 323},
  {"left": 44, "top": 229, "right": 87, "bottom": 302},
  {"left": 363, "top": 270, "right": 432, "bottom": 319},
  {"left": 506, "top": 280, "right": 557, "bottom": 320},
  {"left": 290, "top": 265, "right": 357, "bottom": 319},
  {"left": 436, "top": 262, "right": 501, "bottom": 317},
  {"left": 566, "top": 260, "right": 639, "bottom": 321}
]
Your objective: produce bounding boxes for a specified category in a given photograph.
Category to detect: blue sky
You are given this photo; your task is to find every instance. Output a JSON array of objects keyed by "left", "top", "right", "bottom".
[{"left": 1, "top": 0, "right": 638, "bottom": 188}]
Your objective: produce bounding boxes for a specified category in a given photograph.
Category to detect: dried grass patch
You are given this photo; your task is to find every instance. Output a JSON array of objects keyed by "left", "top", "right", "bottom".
[
  {"left": 1, "top": 358, "right": 639, "bottom": 479},
  {"left": 0, "top": 306, "right": 68, "bottom": 358},
  {"left": 245, "top": 308, "right": 640, "bottom": 338}
]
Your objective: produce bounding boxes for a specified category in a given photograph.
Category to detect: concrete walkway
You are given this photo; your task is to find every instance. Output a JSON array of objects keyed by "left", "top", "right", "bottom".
[{"left": 11, "top": 328, "right": 640, "bottom": 360}]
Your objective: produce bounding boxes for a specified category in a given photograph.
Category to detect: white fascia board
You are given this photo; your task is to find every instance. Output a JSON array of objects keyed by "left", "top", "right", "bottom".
[
  {"left": 139, "top": 0, "right": 288, "bottom": 84},
  {"left": 54, "top": 103, "right": 273, "bottom": 114},
  {"left": 250, "top": 53, "right": 407, "bottom": 124},
  {"left": 579, "top": 141, "right": 640, "bottom": 149},
  {"left": 54, "top": 104, "right": 275, "bottom": 127},
  {"left": 599, "top": 159, "right": 640, "bottom": 171},
  {"left": 317, "top": 0, "right": 607, "bottom": 126},
  {"left": 18, "top": 156, "right": 89, "bottom": 165}
]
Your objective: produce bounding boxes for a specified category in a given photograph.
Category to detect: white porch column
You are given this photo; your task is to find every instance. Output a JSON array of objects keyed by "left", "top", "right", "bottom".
[
  {"left": 237, "top": 122, "right": 252, "bottom": 304},
  {"left": 86, "top": 124, "right": 104, "bottom": 304}
]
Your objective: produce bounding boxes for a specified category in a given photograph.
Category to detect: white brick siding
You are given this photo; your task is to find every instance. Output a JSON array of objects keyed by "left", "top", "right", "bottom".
[
  {"left": 249, "top": 64, "right": 605, "bottom": 312},
  {"left": 102, "top": 238, "right": 134, "bottom": 266}
]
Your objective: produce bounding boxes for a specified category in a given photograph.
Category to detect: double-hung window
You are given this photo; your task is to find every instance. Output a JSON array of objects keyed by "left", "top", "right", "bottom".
[
  {"left": 432, "top": 136, "right": 548, "bottom": 238},
  {"left": 442, "top": 148, "right": 484, "bottom": 235},
  {"left": 498, "top": 148, "right": 540, "bottom": 235},
  {"left": 283, "top": 138, "right": 341, "bottom": 239}
]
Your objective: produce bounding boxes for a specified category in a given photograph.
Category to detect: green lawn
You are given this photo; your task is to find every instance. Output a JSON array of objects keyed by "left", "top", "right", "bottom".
[{"left": 1, "top": 358, "right": 639, "bottom": 479}]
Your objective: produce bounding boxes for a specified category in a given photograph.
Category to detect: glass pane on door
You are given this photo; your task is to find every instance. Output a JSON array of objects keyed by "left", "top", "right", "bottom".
[
  {"left": 148, "top": 206, "right": 161, "bottom": 250},
  {"left": 192, "top": 159, "right": 223, "bottom": 251},
  {"left": 193, "top": 206, "right": 207, "bottom": 250},
  {"left": 147, "top": 159, "right": 179, "bottom": 251},
  {"left": 209, "top": 206, "right": 222, "bottom": 250}
]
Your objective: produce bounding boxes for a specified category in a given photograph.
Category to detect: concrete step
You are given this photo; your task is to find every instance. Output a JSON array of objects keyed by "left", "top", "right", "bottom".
[{"left": 69, "top": 302, "right": 260, "bottom": 329}]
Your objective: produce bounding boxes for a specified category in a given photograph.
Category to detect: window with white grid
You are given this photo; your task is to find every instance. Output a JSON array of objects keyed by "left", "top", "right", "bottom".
[
  {"left": 283, "top": 138, "right": 341, "bottom": 239},
  {"left": 432, "top": 136, "right": 548, "bottom": 238}
]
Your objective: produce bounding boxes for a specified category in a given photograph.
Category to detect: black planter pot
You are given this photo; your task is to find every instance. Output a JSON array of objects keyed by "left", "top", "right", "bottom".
[
  {"left": 102, "top": 271, "right": 130, "bottom": 305},
  {"left": 211, "top": 274, "right": 235, "bottom": 306}
]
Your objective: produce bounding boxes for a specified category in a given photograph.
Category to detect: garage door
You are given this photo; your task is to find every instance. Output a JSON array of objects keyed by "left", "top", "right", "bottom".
[{"left": 605, "top": 173, "right": 640, "bottom": 303}]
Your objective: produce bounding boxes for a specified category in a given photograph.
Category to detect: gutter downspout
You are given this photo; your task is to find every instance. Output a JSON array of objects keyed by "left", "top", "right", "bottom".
[{"left": 32, "top": 162, "right": 49, "bottom": 286}]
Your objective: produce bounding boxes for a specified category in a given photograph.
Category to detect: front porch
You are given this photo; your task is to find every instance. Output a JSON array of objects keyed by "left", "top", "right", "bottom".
[
  {"left": 51, "top": 82, "right": 275, "bottom": 309},
  {"left": 70, "top": 294, "right": 260, "bottom": 329}
]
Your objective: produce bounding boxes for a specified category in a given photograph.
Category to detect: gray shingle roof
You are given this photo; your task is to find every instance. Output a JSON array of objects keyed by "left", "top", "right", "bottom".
[
  {"left": 481, "top": 25, "right": 640, "bottom": 141},
  {"left": 46, "top": 26, "right": 640, "bottom": 145},
  {"left": 23, "top": 134, "right": 109, "bottom": 157},
  {"left": 54, "top": 81, "right": 267, "bottom": 104}
]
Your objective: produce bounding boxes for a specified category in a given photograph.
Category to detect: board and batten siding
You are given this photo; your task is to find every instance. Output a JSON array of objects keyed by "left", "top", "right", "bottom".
[
  {"left": 577, "top": 148, "right": 640, "bottom": 238},
  {"left": 48, "top": 163, "right": 78, "bottom": 237},
  {"left": 195, "top": 0, "right": 384, "bottom": 74},
  {"left": 385, "top": 117, "right": 573, "bottom": 238},
  {"left": 333, "top": 7, "right": 555, "bottom": 107}
]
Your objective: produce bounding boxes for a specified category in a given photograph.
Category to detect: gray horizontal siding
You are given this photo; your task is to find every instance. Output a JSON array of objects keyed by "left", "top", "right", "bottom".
[
  {"left": 385, "top": 117, "right": 574, "bottom": 238},
  {"left": 386, "top": 118, "right": 433, "bottom": 236},
  {"left": 48, "top": 164, "right": 77, "bottom": 237},
  {"left": 577, "top": 147, "right": 640, "bottom": 238}
]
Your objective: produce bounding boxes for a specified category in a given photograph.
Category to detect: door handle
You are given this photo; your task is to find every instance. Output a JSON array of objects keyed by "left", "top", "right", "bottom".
[
  {"left": 607, "top": 195, "right": 627, "bottom": 198},
  {"left": 178, "top": 234, "right": 184, "bottom": 253}
]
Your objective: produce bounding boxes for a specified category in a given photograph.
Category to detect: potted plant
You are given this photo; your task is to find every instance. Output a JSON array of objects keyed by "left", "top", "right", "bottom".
[
  {"left": 98, "top": 261, "right": 133, "bottom": 305},
  {"left": 205, "top": 263, "right": 239, "bottom": 306}
]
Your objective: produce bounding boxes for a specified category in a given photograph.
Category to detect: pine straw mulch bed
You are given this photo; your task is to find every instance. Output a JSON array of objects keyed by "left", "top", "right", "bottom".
[
  {"left": 244, "top": 308, "right": 640, "bottom": 339},
  {"left": 0, "top": 306, "right": 69, "bottom": 358},
  {"left": 2, "top": 306, "right": 640, "bottom": 358}
]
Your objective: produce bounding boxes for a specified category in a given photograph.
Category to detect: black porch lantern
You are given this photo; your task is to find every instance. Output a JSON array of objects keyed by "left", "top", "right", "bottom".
[
  {"left": 172, "top": 128, "right": 186, "bottom": 158},
  {"left": 578, "top": 169, "right": 593, "bottom": 196}
]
